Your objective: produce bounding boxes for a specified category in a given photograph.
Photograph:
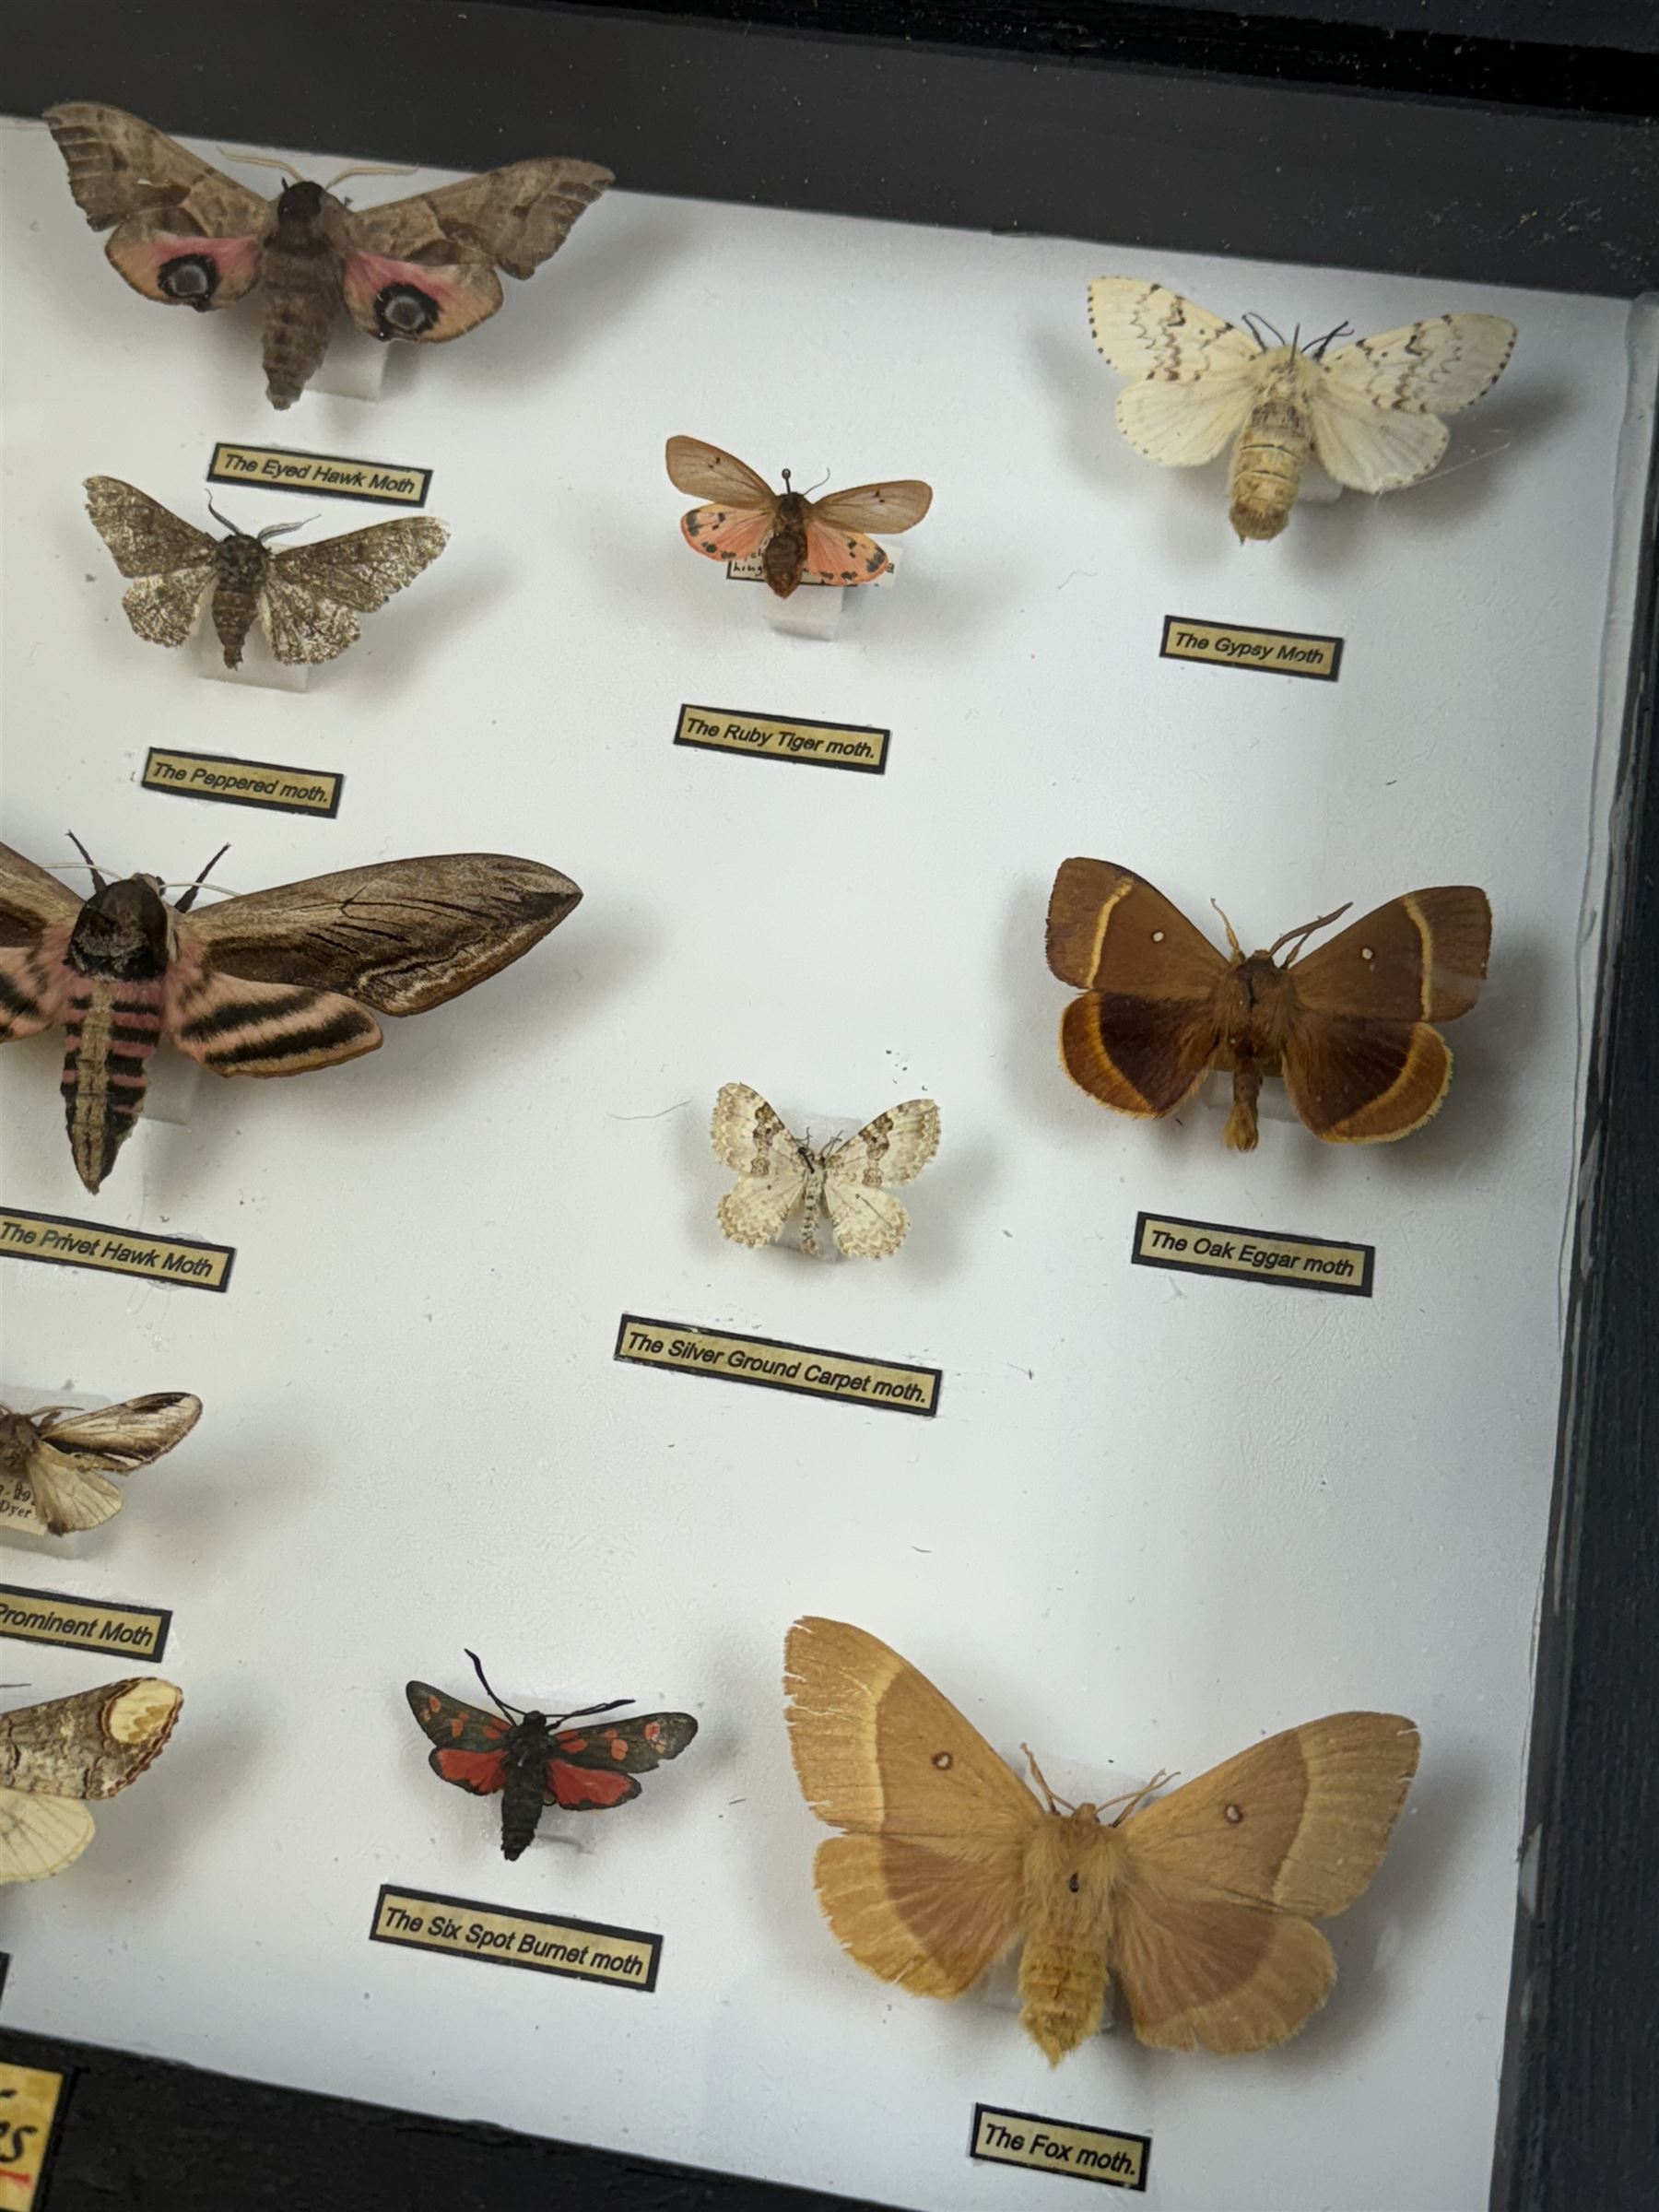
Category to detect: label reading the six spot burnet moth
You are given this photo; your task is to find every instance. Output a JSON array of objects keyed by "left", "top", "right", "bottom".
[
  {"left": 370, "top": 1885, "right": 661, "bottom": 1990},
  {"left": 674, "top": 704, "right": 888, "bottom": 773},
  {"left": 1132, "top": 1212, "right": 1373, "bottom": 1296},
  {"left": 142, "top": 747, "right": 343, "bottom": 818},
  {"left": 0, "top": 1208, "right": 233, "bottom": 1291},
  {"left": 970, "top": 2104, "right": 1150, "bottom": 2191},
  {"left": 0, "top": 2060, "right": 68, "bottom": 2211},
  {"left": 1160, "top": 615, "right": 1342, "bottom": 681},
  {"left": 207, "top": 441, "right": 431, "bottom": 506},
  {"left": 0, "top": 1583, "right": 171, "bottom": 1662},
  {"left": 615, "top": 1315, "right": 940, "bottom": 1416}
]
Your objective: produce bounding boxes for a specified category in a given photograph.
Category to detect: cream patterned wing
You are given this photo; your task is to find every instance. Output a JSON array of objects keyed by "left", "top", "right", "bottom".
[
  {"left": 820, "top": 1100, "right": 941, "bottom": 1260},
  {"left": 1087, "top": 277, "right": 1259, "bottom": 382},
  {"left": 0, "top": 1789, "right": 96, "bottom": 1883},
  {"left": 712, "top": 1083, "right": 811, "bottom": 1247},
  {"left": 1319, "top": 315, "right": 1517, "bottom": 416}
]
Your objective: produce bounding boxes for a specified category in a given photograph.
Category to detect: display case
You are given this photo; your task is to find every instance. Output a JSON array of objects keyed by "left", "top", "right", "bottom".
[{"left": 1, "top": 5, "right": 1655, "bottom": 2208}]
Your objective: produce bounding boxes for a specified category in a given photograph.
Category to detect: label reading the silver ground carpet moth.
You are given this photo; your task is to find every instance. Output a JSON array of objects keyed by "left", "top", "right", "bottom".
[
  {"left": 1132, "top": 1212, "right": 1373, "bottom": 1296},
  {"left": 142, "top": 747, "right": 343, "bottom": 818},
  {"left": 1160, "top": 616, "right": 1343, "bottom": 681},
  {"left": 615, "top": 1316, "right": 940, "bottom": 1416},
  {"left": 370, "top": 1886, "right": 661, "bottom": 1990},
  {"left": 0, "top": 1583, "right": 171, "bottom": 1662},
  {"left": 207, "top": 441, "right": 431, "bottom": 506},
  {"left": 0, "top": 1208, "right": 233, "bottom": 1291},
  {"left": 674, "top": 704, "right": 888, "bottom": 773},
  {"left": 970, "top": 2105, "right": 1150, "bottom": 2191}
]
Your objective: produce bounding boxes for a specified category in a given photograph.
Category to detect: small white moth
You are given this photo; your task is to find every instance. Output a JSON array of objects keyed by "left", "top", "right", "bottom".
[
  {"left": 1086, "top": 276, "right": 1516, "bottom": 541},
  {"left": 711, "top": 1084, "right": 941, "bottom": 1259}
]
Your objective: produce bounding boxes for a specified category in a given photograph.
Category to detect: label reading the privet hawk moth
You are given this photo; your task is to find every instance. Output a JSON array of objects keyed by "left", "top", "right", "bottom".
[
  {"left": 370, "top": 1885, "right": 662, "bottom": 1990},
  {"left": 0, "top": 2060, "right": 69, "bottom": 2211},
  {"left": 142, "top": 747, "right": 343, "bottom": 818},
  {"left": 970, "top": 2104, "right": 1151, "bottom": 2191},
  {"left": 207, "top": 441, "right": 431, "bottom": 507},
  {"left": 674, "top": 704, "right": 889, "bottom": 773},
  {"left": 0, "top": 1208, "right": 233, "bottom": 1292},
  {"left": 615, "top": 1316, "right": 941, "bottom": 1416},
  {"left": 1159, "top": 616, "right": 1343, "bottom": 681},
  {"left": 1132, "top": 1212, "right": 1374, "bottom": 1296},
  {"left": 0, "top": 1583, "right": 171, "bottom": 1663}
]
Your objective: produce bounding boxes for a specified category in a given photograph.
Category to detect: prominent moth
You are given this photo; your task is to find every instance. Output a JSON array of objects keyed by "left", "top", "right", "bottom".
[
  {"left": 45, "top": 103, "right": 611, "bottom": 408},
  {"left": 0, "top": 838, "right": 582, "bottom": 1192},
  {"left": 0, "top": 1677, "right": 182, "bottom": 1884},
  {"left": 1087, "top": 277, "right": 1516, "bottom": 540},
  {"left": 406, "top": 1653, "right": 698, "bottom": 1859},
  {"left": 0, "top": 1393, "right": 202, "bottom": 1535},
  {"left": 86, "top": 477, "right": 449, "bottom": 668},
  {"left": 785, "top": 1618, "right": 1418, "bottom": 2060},
  {"left": 666, "top": 438, "right": 933, "bottom": 598},
  {"left": 1046, "top": 859, "right": 1491, "bottom": 1150},
  {"left": 711, "top": 1084, "right": 940, "bottom": 1258}
]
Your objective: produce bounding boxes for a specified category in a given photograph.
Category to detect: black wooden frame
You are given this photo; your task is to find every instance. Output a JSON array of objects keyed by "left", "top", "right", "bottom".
[{"left": 2, "top": 5, "right": 1655, "bottom": 2207}]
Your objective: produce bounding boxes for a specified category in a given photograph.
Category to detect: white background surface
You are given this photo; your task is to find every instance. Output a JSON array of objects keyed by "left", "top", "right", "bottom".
[{"left": 0, "top": 111, "right": 1643, "bottom": 2212}]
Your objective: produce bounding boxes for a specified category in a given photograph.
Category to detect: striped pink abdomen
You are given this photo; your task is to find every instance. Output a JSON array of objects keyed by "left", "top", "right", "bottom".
[{"left": 61, "top": 977, "right": 164, "bottom": 1193}]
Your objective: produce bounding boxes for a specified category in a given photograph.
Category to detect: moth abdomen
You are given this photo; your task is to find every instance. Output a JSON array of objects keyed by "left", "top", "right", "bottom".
[
  {"left": 1229, "top": 397, "right": 1312, "bottom": 542},
  {"left": 260, "top": 245, "right": 341, "bottom": 410},
  {"left": 762, "top": 517, "right": 809, "bottom": 598},
  {"left": 500, "top": 1714, "right": 551, "bottom": 1860},
  {"left": 60, "top": 979, "right": 164, "bottom": 1193},
  {"left": 210, "top": 579, "right": 263, "bottom": 668}
]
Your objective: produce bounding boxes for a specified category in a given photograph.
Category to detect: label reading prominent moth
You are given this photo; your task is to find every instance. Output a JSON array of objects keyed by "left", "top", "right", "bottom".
[
  {"left": 970, "top": 2105, "right": 1150, "bottom": 2192},
  {"left": 675, "top": 705, "right": 888, "bottom": 774},
  {"left": 616, "top": 1316, "right": 940, "bottom": 1416},
  {"left": 0, "top": 1583, "right": 171, "bottom": 1662},
  {"left": 371, "top": 1885, "right": 661, "bottom": 1990},
  {"left": 0, "top": 2061, "right": 68, "bottom": 2211}
]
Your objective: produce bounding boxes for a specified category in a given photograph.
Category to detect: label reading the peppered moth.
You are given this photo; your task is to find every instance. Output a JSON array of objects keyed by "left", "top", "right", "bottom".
[{"left": 142, "top": 747, "right": 342, "bottom": 818}]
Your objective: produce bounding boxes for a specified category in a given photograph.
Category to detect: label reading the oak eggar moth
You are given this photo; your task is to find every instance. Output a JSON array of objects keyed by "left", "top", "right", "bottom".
[
  {"left": 371, "top": 1886, "right": 661, "bottom": 1990},
  {"left": 142, "top": 747, "right": 342, "bottom": 818},
  {"left": 1133, "top": 1213, "right": 1373, "bottom": 1297},
  {"left": 0, "top": 2060, "right": 69, "bottom": 2212},
  {"left": 1160, "top": 615, "right": 1343, "bottom": 681},
  {"left": 675, "top": 704, "right": 888, "bottom": 774},
  {"left": 616, "top": 1317, "right": 940, "bottom": 1417},
  {"left": 971, "top": 2105, "right": 1150, "bottom": 2192},
  {"left": 0, "top": 1208, "right": 232, "bottom": 1292},
  {"left": 207, "top": 441, "right": 431, "bottom": 507},
  {"left": 0, "top": 1583, "right": 171, "bottom": 1662}
]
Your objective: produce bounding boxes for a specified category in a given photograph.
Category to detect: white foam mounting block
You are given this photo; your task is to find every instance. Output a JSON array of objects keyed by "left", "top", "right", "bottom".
[{"left": 0, "top": 108, "right": 1651, "bottom": 2212}]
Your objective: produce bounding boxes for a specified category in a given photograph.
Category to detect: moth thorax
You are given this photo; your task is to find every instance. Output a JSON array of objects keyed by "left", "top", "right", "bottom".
[
  {"left": 157, "top": 253, "right": 221, "bottom": 311},
  {"left": 275, "top": 179, "right": 328, "bottom": 231},
  {"left": 500, "top": 1712, "right": 549, "bottom": 1861},
  {"left": 67, "top": 878, "right": 171, "bottom": 979},
  {"left": 1229, "top": 388, "right": 1311, "bottom": 543},
  {"left": 0, "top": 1410, "right": 34, "bottom": 1469},
  {"left": 218, "top": 534, "right": 269, "bottom": 588}
]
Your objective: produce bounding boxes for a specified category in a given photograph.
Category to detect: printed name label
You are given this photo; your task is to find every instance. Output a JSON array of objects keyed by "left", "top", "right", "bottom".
[
  {"left": 207, "top": 441, "right": 430, "bottom": 506},
  {"left": 0, "top": 1208, "right": 233, "bottom": 1292},
  {"left": 971, "top": 2105, "right": 1149, "bottom": 2192},
  {"left": 1160, "top": 616, "right": 1342, "bottom": 681},
  {"left": 142, "top": 747, "right": 343, "bottom": 818},
  {"left": 1133, "top": 1212, "right": 1373, "bottom": 1296},
  {"left": 0, "top": 1583, "right": 171, "bottom": 1662},
  {"left": 0, "top": 2061, "right": 67, "bottom": 2211},
  {"left": 371, "top": 1886, "right": 661, "bottom": 1990},
  {"left": 675, "top": 704, "right": 888, "bottom": 774},
  {"left": 616, "top": 1315, "right": 940, "bottom": 1416}
]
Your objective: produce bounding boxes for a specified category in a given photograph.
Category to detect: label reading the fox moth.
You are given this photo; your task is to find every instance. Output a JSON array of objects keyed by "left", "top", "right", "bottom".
[
  {"left": 970, "top": 2104, "right": 1150, "bottom": 2191},
  {"left": 142, "top": 747, "right": 343, "bottom": 818},
  {"left": 1133, "top": 1213, "right": 1373, "bottom": 1296},
  {"left": 0, "top": 1583, "right": 171, "bottom": 1662},
  {"left": 674, "top": 705, "right": 888, "bottom": 773},
  {"left": 1160, "top": 616, "right": 1343, "bottom": 681},
  {"left": 0, "top": 1209, "right": 233, "bottom": 1292},
  {"left": 370, "top": 1886, "right": 661, "bottom": 1990},
  {"left": 615, "top": 1316, "right": 940, "bottom": 1415},
  {"left": 207, "top": 441, "right": 430, "bottom": 506}
]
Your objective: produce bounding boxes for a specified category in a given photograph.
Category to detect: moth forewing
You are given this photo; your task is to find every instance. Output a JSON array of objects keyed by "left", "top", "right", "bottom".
[{"left": 6, "top": 1391, "right": 206, "bottom": 1536}]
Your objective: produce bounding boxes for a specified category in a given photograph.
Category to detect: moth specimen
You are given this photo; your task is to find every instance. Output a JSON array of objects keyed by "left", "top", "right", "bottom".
[
  {"left": 666, "top": 437, "right": 933, "bottom": 597},
  {"left": 0, "top": 838, "right": 581, "bottom": 1193},
  {"left": 712, "top": 1083, "right": 941, "bottom": 1259},
  {"left": 785, "top": 1618, "right": 1418, "bottom": 2059},
  {"left": 86, "top": 477, "right": 449, "bottom": 668},
  {"left": 1086, "top": 276, "right": 1516, "bottom": 540},
  {"left": 1047, "top": 859, "right": 1491, "bottom": 1150},
  {"left": 406, "top": 1653, "right": 698, "bottom": 1859},
  {"left": 0, "top": 1393, "right": 202, "bottom": 1535},
  {"left": 0, "top": 1677, "right": 182, "bottom": 1884},
  {"left": 45, "top": 102, "right": 611, "bottom": 408}
]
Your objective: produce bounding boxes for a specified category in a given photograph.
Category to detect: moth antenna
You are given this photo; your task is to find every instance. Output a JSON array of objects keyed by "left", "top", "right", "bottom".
[
  {"left": 465, "top": 1649, "right": 524, "bottom": 1723},
  {"left": 1291, "top": 322, "right": 1301, "bottom": 353},
  {"left": 65, "top": 830, "right": 107, "bottom": 895},
  {"left": 1309, "top": 320, "right": 1353, "bottom": 359},
  {"left": 1105, "top": 1769, "right": 1180, "bottom": 1827},
  {"left": 1210, "top": 899, "right": 1245, "bottom": 963},
  {"left": 257, "top": 515, "right": 312, "bottom": 543},
  {"left": 781, "top": 467, "right": 793, "bottom": 490},
  {"left": 1022, "top": 1744, "right": 1075, "bottom": 1816},
  {"left": 1268, "top": 902, "right": 1352, "bottom": 964},
  {"left": 205, "top": 495, "right": 238, "bottom": 534},
  {"left": 172, "top": 844, "right": 231, "bottom": 915},
  {"left": 548, "top": 1697, "right": 635, "bottom": 1729},
  {"left": 320, "top": 160, "right": 418, "bottom": 192},
  {"left": 802, "top": 465, "right": 832, "bottom": 497},
  {"left": 1241, "top": 312, "right": 1283, "bottom": 351},
  {"left": 222, "top": 148, "right": 303, "bottom": 183}
]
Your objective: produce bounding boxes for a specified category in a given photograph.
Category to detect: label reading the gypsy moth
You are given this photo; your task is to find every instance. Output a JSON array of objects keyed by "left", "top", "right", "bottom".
[
  {"left": 0, "top": 1583, "right": 171, "bottom": 1662},
  {"left": 1133, "top": 1212, "right": 1373, "bottom": 1296},
  {"left": 1160, "top": 616, "right": 1343, "bottom": 681},
  {"left": 674, "top": 704, "right": 888, "bottom": 774},
  {"left": 616, "top": 1316, "right": 940, "bottom": 1415},
  {"left": 142, "top": 747, "right": 342, "bottom": 818},
  {"left": 207, "top": 441, "right": 430, "bottom": 506},
  {"left": 0, "top": 2061, "right": 68, "bottom": 2211},
  {"left": 0, "top": 1208, "right": 233, "bottom": 1292},
  {"left": 371, "top": 1886, "right": 661, "bottom": 1990},
  {"left": 970, "top": 2105, "right": 1150, "bottom": 2192}
]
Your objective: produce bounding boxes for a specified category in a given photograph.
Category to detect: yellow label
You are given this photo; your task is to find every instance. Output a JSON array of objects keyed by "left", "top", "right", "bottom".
[
  {"left": 0, "top": 1582, "right": 171, "bottom": 1662},
  {"left": 0, "top": 2062, "right": 66, "bottom": 2211},
  {"left": 616, "top": 1315, "right": 940, "bottom": 1416},
  {"left": 971, "top": 2105, "right": 1149, "bottom": 2192},
  {"left": 371, "top": 1886, "right": 661, "bottom": 1990},
  {"left": 142, "top": 747, "right": 342, "bottom": 818},
  {"left": 1160, "top": 615, "right": 1342, "bottom": 681},
  {"left": 0, "top": 1477, "right": 48, "bottom": 1538},
  {"left": 0, "top": 1208, "right": 233, "bottom": 1292},
  {"left": 675, "top": 704, "right": 888, "bottom": 773},
  {"left": 1134, "top": 1212, "right": 1373, "bottom": 1296},
  {"left": 207, "top": 441, "right": 430, "bottom": 506}
]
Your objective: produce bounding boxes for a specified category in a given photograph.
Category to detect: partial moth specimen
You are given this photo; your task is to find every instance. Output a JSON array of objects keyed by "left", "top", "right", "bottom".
[
  {"left": 0, "top": 838, "right": 582, "bottom": 1192},
  {"left": 1047, "top": 859, "right": 1491, "bottom": 1150},
  {"left": 86, "top": 477, "right": 448, "bottom": 668},
  {"left": 785, "top": 1618, "right": 1418, "bottom": 2059},
  {"left": 407, "top": 1653, "right": 698, "bottom": 1859},
  {"left": 1087, "top": 277, "right": 1516, "bottom": 540},
  {"left": 666, "top": 438, "right": 933, "bottom": 598},
  {"left": 0, "top": 1677, "right": 182, "bottom": 1883},
  {"left": 46, "top": 103, "right": 611, "bottom": 408},
  {"left": 712, "top": 1083, "right": 940, "bottom": 1258},
  {"left": 0, "top": 1393, "right": 202, "bottom": 1535}
]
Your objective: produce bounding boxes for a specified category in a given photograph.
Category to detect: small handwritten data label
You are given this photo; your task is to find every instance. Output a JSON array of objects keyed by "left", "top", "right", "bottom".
[
  {"left": 674, "top": 704, "right": 888, "bottom": 773},
  {"left": 142, "top": 747, "right": 343, "bottom": 818},
  {"left": 207, "top": 441, "right": 430, "bottom": 506},
  {"left": 970, "top": 2104, "right": 1150, "bottom": 2191},
  {"left": 1160, "top": 616, "right": 1343, "bottom": 681},
  {"left": 0, "top": 1208, "right": 233, "bottom": 1292},
  {"left": 370, "top": 1886, "right": 661, "bottom": 1991},
  {"left": 0, "top": 1583, "right": 171, "bottom": 1662},
  {"left": 615, "top": 1316, "right": 940, "bottom": 1417},
  {"left": 1133, "top": 1212, "right": 1373, "bottom": 1296}
]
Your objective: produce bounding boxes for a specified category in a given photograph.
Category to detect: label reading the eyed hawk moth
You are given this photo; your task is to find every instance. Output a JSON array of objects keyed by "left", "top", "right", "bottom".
[
  {"left": 370, "top": 1885, "right": 661, "bottom": 1990},
  {"left": 0, "top": 1583, "right": 171, "bottom": 1663},
  {"left": 616, "top": 1316, "right": 940, "bottom": 1416},
  {"left": 142, "top": 747, "right": 343, "bottom": 818},
  {"left": 1160, "top": 616, "right": 1343, "bottom": 682},
  {"left": 207, "top": 441, "right": 431, "bottom": 507},
  {"left": 0, "top": 2061, "right": 68, "bottom": 2212},
  {"left": 674, "top": 705, "right": 888, "bottom": 774},
  {"left": 971, "top": 2105, "right": 1149, "bottom": 2192},
  {"left": 0, "top": 1208, "right": 233, "bottom": 1292},
  {"left": 1133, "top": 1212, "right": 1373, "bottom": 1296}
]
